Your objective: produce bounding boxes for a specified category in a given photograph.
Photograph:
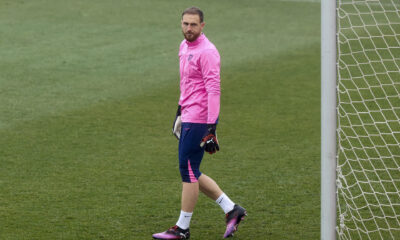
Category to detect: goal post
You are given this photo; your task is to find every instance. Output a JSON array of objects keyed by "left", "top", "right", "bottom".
[
  {"left": 322, "top": 0, "right": 400, "bottom": 239},
  {"left": 321, "top": 0, "right": 337, "bottom": 239}
]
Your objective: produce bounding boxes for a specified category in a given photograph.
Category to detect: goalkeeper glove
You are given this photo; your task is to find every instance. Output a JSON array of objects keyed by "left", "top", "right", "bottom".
[
  {"left": 200, "top": 124, "right": 219, "bottom": 154},
  {"left": 172, "top": 105, "right": 182, "bottom": 140}
]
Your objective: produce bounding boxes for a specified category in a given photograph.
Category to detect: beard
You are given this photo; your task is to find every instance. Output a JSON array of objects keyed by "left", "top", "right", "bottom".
[{"left": 182, "top": 30, "right": 201, "bottom": 42}]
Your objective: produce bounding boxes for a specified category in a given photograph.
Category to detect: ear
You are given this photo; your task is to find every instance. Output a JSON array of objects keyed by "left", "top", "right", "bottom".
[{"left": 201, "top": 22, "right": 206, "bottom": 28}]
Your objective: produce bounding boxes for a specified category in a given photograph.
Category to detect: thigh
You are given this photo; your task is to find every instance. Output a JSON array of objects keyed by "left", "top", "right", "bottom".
[{"left": 179, "top": 123, "right": 207, "bottom": 166}]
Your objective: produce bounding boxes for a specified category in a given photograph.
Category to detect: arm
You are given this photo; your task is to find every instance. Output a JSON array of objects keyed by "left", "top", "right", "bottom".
[
  {"left": 200, "top": 49, "right": 221, "bottom": 153},
  {"left": 201, "top": 49, "right": 221, "bottom": 125}
]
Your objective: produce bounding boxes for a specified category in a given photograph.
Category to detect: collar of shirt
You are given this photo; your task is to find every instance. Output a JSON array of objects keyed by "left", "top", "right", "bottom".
[{"left": 186, "top": 33, "right": 205, "bottom": 48}]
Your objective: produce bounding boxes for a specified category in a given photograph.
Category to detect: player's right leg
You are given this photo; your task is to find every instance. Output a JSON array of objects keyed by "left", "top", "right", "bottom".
[
  {"left": 152, "top": 225, "right": 190, "bottom": 240},
  {"left": 152, "top": 123, "right": 206, "bottom": 240}
]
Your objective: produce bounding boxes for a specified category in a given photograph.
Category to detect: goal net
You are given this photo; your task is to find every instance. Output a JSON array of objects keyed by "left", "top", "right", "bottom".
[{"left": 336, "top": 0, "right": 400, "bottom": 239}]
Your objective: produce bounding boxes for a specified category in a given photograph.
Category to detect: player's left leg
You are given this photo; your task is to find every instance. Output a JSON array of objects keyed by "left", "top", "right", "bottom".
[
  {"left": 223, "top": 204, "right": 247, "bottom": 238},
  {"left": 198, "top": 174, "right": 223, "bottom": 200},
  {"left": 198, "top": 174, "right": 247, "bottom": 238}
]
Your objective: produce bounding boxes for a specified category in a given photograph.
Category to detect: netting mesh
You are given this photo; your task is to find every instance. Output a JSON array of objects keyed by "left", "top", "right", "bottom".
[{"left": 336, "top": 0, "right": 400, "bottom": 239}]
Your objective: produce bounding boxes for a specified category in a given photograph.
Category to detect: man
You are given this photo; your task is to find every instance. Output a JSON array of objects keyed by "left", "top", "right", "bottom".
[{"left": 152, "top": 7, "right": 247, "bottom": 240}]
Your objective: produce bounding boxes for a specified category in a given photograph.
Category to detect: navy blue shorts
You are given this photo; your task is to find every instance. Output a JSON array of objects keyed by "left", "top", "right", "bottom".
[{"left": 179, "top": 122, "right": 208, "bottom": 183}]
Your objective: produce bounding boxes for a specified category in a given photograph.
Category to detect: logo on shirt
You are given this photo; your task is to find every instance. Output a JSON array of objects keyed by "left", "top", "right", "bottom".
[{"left": 188, "top": 54, "right": 193, "bottom": 61}]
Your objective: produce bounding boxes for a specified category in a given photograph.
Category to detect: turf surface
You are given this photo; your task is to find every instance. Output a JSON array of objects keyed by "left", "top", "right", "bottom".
[{"left": 0, "top": 0, "right": 321, "bottom": 239}]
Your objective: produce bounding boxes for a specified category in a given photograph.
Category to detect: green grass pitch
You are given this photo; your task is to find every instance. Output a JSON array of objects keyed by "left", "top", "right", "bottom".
[{"left": 0, "top": 0, "right": 321, "bottom": 239}]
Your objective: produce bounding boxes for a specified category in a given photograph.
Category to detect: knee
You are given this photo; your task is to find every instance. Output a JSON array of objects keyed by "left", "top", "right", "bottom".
[{"left": 179, "top": 161, "right": 201, "bottom": 183}]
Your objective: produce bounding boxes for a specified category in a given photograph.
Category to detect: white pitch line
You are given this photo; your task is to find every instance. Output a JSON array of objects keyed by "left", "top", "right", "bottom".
[
  {"left": 277, "top": 0, "right": 400, "bottom": 8},
  {"left": 278, "top": 0, "right": 320, "bottom": 3}
]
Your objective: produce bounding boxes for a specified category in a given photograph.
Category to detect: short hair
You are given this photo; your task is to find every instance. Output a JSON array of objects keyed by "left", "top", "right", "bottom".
[{"left": 182, "top": 7, "right": 204, "bottom": 23}]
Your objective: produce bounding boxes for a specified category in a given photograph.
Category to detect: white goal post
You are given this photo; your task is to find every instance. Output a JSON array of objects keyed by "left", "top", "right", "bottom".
[
  {"left": 321, "top": 0, "right": 337, "bottom": 239},
  {"left": 322, "top": 0, "right": 400, "bottom": 239}
]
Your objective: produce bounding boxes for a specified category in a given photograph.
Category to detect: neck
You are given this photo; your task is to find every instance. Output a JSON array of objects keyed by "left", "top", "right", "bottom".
[{"left": 186, "top": 33, "right": 204, "bottom": 46}]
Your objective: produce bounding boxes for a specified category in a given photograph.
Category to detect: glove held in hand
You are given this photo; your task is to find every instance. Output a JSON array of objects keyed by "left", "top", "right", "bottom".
[
  {"left": 172, "top": 105, "right": 182, "bottom": 139},
  {"left": 200, "top": 124, "right": 219, "bottom": 154}
]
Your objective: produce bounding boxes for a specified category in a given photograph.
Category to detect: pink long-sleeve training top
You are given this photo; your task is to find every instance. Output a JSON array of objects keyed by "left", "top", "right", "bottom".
[{"left": 178, "top": 33, "right": 220, "bottom": 124}]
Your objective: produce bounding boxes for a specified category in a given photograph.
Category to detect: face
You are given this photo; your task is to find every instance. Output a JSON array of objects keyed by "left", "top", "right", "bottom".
[{"left": 181, "top": 14, "right": 205, "bottom": 42}]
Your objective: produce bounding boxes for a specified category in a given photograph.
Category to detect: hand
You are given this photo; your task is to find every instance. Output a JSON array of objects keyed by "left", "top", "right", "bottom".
[
  {"left": 172, "top": 105, "right": 182, "bottom": 140},
  {"left": 200, "top": 124, "right": 219, "bottom": 154}
]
